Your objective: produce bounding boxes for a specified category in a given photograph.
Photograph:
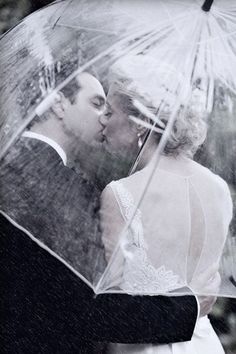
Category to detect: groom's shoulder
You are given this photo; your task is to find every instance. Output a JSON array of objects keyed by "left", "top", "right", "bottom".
[
  {"left": 0, "top": 136, "right": 100, "bottom": 203},
  {"left": 0, "top": 136, "right": 66, "bottom": 180},
  {"left": 1, "top": 136, "right": 59, "bottom": 165}
]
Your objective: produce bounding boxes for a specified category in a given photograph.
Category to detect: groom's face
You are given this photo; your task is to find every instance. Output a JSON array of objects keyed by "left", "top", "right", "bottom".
[{"left": 63, "top": 73, "right": 106, "bottom": 144}]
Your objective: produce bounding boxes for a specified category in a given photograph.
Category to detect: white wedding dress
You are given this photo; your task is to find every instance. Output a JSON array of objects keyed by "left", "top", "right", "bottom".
[{"left": 101, "top": 155, "right": 233, "bottom": 354}]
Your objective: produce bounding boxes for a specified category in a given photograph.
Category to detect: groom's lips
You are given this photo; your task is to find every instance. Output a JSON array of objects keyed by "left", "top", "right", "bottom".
[
  {"left": 95, "top": 129, "right": 106, "bottom": 143},
  {"left": 96, "top": 130, "right": 105, "bottom": 142},
  {"left": 101, "top": 129, "right": 107, "bottom": 141}
]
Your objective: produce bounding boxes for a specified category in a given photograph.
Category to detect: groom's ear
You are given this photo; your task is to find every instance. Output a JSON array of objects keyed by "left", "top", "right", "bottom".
[{"left": 51, "top": 92, "right": 68, "bottom": 120}]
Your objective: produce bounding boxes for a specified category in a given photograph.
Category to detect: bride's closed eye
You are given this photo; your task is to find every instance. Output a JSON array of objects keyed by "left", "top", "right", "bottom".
[
  {"left": 103, "top": 106, "right": 113, "bottom": 119},
  {"left": 104, "top": 110, "right": 112, "bottom": 118}
]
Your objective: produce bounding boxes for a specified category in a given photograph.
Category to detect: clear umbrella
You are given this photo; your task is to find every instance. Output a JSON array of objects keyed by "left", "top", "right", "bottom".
[
  {"left": 0, "top": 0, "right": 235, "bottom": 298},
  {"left": 96, "top": 0, "right": 236, "bottom": 298}
]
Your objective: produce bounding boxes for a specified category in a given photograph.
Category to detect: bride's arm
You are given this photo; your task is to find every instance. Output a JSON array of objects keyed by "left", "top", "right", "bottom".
[
  {"left": 100, "top": 185, "right": 125, "bottom": 261},
  {"left": 189, "top": 180, "right": 233, "bottom": 316},
  {"left": 190, "top": 265, "right": 221, "bottom": 316}
]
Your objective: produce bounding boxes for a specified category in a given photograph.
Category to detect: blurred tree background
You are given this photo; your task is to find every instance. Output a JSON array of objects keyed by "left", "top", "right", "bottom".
[
  {"left": 0, "top": 0, "right": 53, "bottom": 34},
  {"left": 0, "top": 0, "right": 236, "bottom": 353}
]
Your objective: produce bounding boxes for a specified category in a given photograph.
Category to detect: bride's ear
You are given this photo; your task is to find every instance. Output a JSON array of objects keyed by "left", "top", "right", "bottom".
[
  {"left": 129, "top": 114, "right": 149, "bottom": 142},
  {"left": 138, "top": 126, "right": 148, "bottom": 136},
  {"left": 51, "top": 92, "right": 67, "bottom": 120},
  {"left": 136, "top": 116, "right": 150, "bottom": 136}
]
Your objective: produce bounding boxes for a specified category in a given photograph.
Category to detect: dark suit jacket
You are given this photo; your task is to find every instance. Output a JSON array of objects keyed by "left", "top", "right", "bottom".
[
  {"left": 0, "top": 137, "right": 106, "bottom": 283},
  {"left": 0, "top": 137, "right": 199, "bottom": 353}
]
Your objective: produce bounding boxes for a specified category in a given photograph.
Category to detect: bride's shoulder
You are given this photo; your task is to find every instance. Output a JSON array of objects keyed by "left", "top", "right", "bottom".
[
  {"left": 191, "top": 159, "right": 220, "bottom": 179},
  {"left": 103, "top": 171, "right": 145, "bottom": 206},
  {"left": 109, "top": 167, "right": 146, "bottom": 189},
  {"left": 190, "top": 160, "right": 230, "bottom": 196}
]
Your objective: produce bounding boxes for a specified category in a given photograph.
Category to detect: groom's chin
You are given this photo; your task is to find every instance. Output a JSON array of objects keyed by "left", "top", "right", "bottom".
[
  {"left": 90, "top": 139, "right": 104, "bottom": 151},
  {"left": 94, "top": 131, "right": 106, "bottom": 144}
]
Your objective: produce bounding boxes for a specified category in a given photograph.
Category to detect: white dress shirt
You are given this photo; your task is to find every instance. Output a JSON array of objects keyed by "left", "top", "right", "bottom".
[{"left": 22, "top": 131, "right": 67, "bottom": 166}]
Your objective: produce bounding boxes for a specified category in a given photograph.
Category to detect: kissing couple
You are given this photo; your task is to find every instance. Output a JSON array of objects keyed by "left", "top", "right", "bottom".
[{"left": 0, "top": 54, "right": 232, "bottom": 353}]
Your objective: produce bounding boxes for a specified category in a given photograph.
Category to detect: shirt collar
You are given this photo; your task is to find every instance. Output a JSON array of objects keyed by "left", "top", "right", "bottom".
[{"left": 22, "top": 131, "right": 67, "bottom": 166}]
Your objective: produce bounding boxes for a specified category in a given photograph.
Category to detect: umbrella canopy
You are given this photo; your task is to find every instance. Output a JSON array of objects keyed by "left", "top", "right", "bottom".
[{"left": 0, "top": 0, "right": 235, "bottom": 297}]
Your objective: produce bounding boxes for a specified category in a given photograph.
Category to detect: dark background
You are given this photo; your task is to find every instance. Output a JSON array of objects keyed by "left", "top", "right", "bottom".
[
  {"left": 0, "top": 0, "right": 53, "bottom": 34},
  {"left": 0, "top": 0, "right": 235, "bottom": 353}
]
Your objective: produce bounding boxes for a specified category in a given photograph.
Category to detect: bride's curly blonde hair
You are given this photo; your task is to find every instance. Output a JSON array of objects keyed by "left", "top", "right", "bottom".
[
  {"left": 162, "top": 104, "right": 207, "bottom": 157},
  {"left": 108, "top": 55, "right": 207, "bottom": 158}
]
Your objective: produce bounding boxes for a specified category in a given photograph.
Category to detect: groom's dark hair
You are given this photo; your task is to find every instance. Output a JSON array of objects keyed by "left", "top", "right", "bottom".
[
  {"left": 26, "top": 50, "right": 99, "bottom": 128},
  {"left": 61, "top": 67, "right": 98, "bottom": 105},
  {"left": 55, "top": 49, "right": 98, "bottom": 105},
  {"left": 61, "top": 77, "right": 81, "bottom": 105}
]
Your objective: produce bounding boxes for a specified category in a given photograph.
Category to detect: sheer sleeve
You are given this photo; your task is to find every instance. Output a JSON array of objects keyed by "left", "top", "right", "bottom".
[
  {"left": 100, "top": 184, "right": 126, "bottom": 261},
  {"left": 189, "top": 174, "right": 233, "bottom": 295},
  {"left": 221, "top": 179, "right": 233, "bottom": 232}
]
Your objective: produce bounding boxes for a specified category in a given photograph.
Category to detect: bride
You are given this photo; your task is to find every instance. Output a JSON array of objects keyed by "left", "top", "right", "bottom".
[{"left": 99, "top": 55, "right": 233, "bottom": 353}]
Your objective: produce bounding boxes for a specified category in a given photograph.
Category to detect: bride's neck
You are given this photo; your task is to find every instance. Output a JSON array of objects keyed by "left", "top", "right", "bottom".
[{"left": 136, "top": 136, "right": 158, "bottom": 170}]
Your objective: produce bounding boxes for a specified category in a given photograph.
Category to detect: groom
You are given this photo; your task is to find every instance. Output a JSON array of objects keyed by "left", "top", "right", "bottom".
[{"left": 0, "top": 70, "right": 199, "bottom": 353}]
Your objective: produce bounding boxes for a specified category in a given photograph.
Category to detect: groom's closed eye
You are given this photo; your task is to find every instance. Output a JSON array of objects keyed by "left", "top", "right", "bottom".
[{"left": 90, "top": 95, "right": 105, "bottom": 110}]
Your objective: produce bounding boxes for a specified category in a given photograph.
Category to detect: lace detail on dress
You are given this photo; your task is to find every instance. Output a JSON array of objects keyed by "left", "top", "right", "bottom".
[
  {"left": 110, "top": 180, "right": 180, "bottom": 294},
  {"left": 110, "top": 180, "right": 147, "bottom": 249},
  {"left": 122, "top": 247, "right": 180, "bottom": 293}
]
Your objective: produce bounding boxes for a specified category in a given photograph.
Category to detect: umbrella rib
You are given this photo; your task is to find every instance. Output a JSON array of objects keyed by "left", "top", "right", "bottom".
[
  {"left": 210, "top": 14, "right": 236, "bottom": 85},
  {"left": 56, "top": 23, "right": 119, "bottom": 36},
  {"left": 205, "top": 22, "right": 215, "bottom": 112},
  {"left": 51, "top": 0, "right": 74, "bottom": 29},
  {"left": 218, "top": 75, "right": 236, "bottom": 96},
  {"left": 161, "top": 1, "right": 183, "bottom": 37},
  {"left": 96, "top": 24, "right": 180, "bottom": 88},
  {"left": 159, "top": 0, "right": 188, "bottom": 42},
  {"left": 214, "top": 8, "right": 236, "bottom": 21}
]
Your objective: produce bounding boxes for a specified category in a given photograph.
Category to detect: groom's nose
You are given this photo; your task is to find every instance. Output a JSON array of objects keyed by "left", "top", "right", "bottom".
[{"left": 99, "top": 113, "right": 109, "bottom": 127}]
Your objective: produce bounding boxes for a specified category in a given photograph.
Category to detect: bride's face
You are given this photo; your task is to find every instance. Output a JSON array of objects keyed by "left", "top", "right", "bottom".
[{"left": 100, "top": 84, "right": 139, "bottom": 156}]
